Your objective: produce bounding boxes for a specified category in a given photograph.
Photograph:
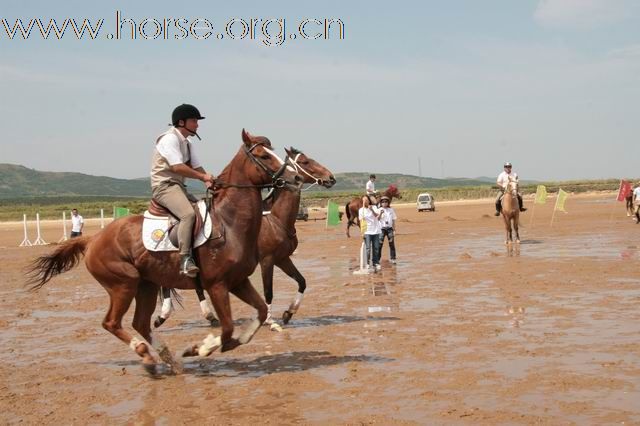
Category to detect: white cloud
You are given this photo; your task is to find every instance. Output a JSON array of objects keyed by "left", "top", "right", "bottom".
[{"left": 534, "top": 0, "right": 635, "bottom": 29}]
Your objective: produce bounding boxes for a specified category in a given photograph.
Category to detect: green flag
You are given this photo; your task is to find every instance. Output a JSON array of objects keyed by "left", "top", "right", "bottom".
[
  {"left": 534, "top": 185, "right": 547, "bottom": 204},
  {"left": 326, "top": 201, "right": 341, "bottom": 226},
  {"left": 114, "top": 207, "right": 130, "bottom": 218},
  {"left": 554, "top": 189, "right": 568, "bottom": 212}
]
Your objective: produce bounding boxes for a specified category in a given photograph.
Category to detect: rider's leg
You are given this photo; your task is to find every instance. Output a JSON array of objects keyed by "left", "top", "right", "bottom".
[
  {"left": 518, "top": 194, "right": 527, "bottom": 212},
  {"left": 153, "top": 183, "right": 199, "bottom": 277},
  {"left": 495, "top": 191, "right": 503, "bottom": 216}
]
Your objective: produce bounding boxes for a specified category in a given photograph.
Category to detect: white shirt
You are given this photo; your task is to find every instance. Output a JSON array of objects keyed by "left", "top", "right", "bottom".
[
  {"left": 71, "top": 214, "right": 84, "bottom": 232},
  {"left": 155, "top": 130, "right": 201, "bottom": 168},
  {"left": 633, "top": 187, "right": 640, "bottom": 204},
  {"left": 359, "top": 206, "right": 382, "bottom": 235},
  {"left": 497, "top": 171, "right": 519, "bottom": 189},
  {"left": 379, "top": 207, "right": 397, "bottom": 229},
  {"left": 366, "top": 180, "right": 376, "bottom": 194}
]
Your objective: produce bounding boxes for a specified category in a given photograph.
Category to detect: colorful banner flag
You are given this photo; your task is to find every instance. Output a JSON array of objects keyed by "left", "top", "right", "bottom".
[
  {"left": 554, "top": 189, "right": 568, "bottom": 212},
  {"left": 114, "top": 207, "right": 130, "bottom": 218},
  {"left": 616, "top": 180, "right": 632, "bottom": 202},
  {"left": 326, "top": 201, "right": 341, "bottom": 226},
  {"left": 534, "top": 185, "right": 547, "bottom": 204}
]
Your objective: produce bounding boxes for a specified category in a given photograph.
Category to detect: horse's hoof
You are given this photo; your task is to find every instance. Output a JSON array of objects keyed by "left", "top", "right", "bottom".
[
  {"left": 142, "top": 362, "right": 160, "bottom": 378},
  {"left": 221, "top": 338, "right": 240, "bottom": 353},
  {"left": 282, "top": 310, "right": 293, "bottom": 324},
  {"left": 153, "top": 316, "right": 166, "bottom": 328},
  {"left": 182, "top": 345, "right": 199, "bottom": 357}
]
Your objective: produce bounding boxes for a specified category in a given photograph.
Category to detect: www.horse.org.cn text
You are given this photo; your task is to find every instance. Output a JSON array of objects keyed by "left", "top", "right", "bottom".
[{"left": 0, "top": 11, "right": 346, "bottom": 46}]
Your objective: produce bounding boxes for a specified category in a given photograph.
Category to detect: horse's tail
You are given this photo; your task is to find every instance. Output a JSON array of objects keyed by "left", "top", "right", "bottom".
[
  {"left": 26, "top": 236, "right": 92, "bottom": 291},
  {"left": 345, "top": 202, "right": 351, "bottom": 222}
]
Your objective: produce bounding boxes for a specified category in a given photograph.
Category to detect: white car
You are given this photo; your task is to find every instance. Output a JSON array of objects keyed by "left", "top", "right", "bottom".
[{"left": 417, "top": 193, "right": 435, "bottom": 212}]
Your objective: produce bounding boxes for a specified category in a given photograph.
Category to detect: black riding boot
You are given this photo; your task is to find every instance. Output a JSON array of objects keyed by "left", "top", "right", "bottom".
[
  {"left": 518, "top": 194, "right": 527, "bottom": 212},
  {"left": 180, "top": 254, "right": 199, "bottom": 278},
  {"left": 494, "top": 201, "right": 501, "bottom": 216}
]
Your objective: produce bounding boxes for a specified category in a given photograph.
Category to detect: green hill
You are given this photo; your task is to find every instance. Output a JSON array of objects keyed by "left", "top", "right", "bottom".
[{"left": 0, "top": 163, "right": 498, "bottom": 198}]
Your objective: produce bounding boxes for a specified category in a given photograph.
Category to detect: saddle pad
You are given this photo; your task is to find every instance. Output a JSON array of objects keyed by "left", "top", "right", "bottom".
[{"left": 142, "top": 200, "right": 212, "bottom": 251}]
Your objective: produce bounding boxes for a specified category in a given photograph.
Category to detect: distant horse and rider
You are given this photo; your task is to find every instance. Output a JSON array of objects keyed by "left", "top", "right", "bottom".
[
  {"left": 27, "top": 130, "right": 302, "bottom": 374},
  {"left": 500, "top": 177, "right": 521, "bottom": 244}
]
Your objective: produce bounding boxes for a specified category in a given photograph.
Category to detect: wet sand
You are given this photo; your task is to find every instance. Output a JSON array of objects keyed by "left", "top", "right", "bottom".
[{"left": 1, "top": 193, "right": 639, "bottom": 424}]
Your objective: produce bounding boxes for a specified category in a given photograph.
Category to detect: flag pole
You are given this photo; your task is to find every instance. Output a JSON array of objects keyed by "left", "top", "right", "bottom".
[
  {"left": 550, "top": 193, "right": 558, "bottom": 227},
  {"left": 325, "top": 200, "right": 329, "bottom": 229}
]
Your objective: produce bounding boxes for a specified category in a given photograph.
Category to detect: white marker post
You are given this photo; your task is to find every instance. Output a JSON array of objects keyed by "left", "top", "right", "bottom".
[
  {"left": 100, "top": 208, "right": 105, "bottom": 229},
  {"left": 33, "top": 213, "right": 48, "bottom": 245},
  {"left": 19, "top": 214, "right": 32, "bottom": 247},
  {"left": 353, "top": 241, "right": 371, "bottom": 275},
  {"left": 58, "top": 211, "right": 68, "bottom": 242}
]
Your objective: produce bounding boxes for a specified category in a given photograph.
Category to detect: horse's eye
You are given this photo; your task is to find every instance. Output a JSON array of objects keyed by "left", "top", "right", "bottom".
[{"left": 260, "top": 155, "right": 271, "bottom": 160}]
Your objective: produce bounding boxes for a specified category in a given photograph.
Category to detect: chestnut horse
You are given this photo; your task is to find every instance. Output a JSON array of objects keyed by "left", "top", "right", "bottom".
[
  {"left": 27, "top": 130, "right": 301, "bottom": 373},
  {"left": 345, "top": 185, "right": 401, "bottom": 237},
  {"left": 259, "top": 148, "right": 335, "bottom": 324},
  {"left": 155, "top": 147, "right": 336, "bottom": 328},
  {"left": 501, "top": 177, "right": 520, "bottom": 244}
]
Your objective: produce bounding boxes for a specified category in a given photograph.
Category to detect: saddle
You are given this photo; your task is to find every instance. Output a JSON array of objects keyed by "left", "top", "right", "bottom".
[
  {"left": 149, "top": 198, "right": 205, "bottom": 243},
  {"left": 142, "top": 199, "right": 217, "bottom": 252}
]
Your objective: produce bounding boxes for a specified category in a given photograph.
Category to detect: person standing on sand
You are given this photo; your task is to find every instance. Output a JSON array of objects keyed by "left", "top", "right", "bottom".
[
  {"left": 378, "top": 195, "right": 397, "bottom": 264},
  {"left": 633, "top": 181, "right": 640, "bottom": 224},
  {"left": 70, "top": 208, "right": 84, "bottom": 238},
  {"left": 358, "top": 195, "right": 383, "bottom": 271}
]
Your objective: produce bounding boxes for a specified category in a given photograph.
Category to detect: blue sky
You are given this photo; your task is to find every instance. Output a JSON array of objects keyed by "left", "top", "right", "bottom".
[{"left": 1, "top": 0, "right": 638, "bottom": 181}]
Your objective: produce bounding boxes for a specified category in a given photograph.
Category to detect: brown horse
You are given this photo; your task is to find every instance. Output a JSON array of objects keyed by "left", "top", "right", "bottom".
[
  {"left": 27, "top": 130, "right": 301, "bottom": 373},
  {"left": 345, "top": 184, "right": 401, "bottom": 237},
  {"left": 155, "top": 147, "right": 336, "bottom": 328},
  {"left": 259, "top": 148, "right": 335, "bottom": 325},
  {"left": 501, "top": 177, "right": 520, "bottom": 244}
]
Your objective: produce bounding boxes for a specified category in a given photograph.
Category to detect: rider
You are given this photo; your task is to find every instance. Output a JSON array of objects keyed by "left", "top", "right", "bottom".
[
  {"left": 366, "top": 174, "right": 378, "bottom": 205},
  {"left": 150, "top": 104, "right": 216, "bottom": 277},
  {"left": 495, "top": 162, "right": 527, "bottom": 216}
]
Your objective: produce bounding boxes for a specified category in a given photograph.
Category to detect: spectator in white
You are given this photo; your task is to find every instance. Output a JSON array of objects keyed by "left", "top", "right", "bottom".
[
  {"left": 378, "top": 196, "right": 397, "bottom": 264},
  {"left": 70, "top": 208, "right": 84, "bottom": 238},
  {"left": 633, "top": 181, "right": 640, "bottom": 224},
  {"left": 358, "top": 195, "right": 383, "bottom": 271},
  {"left": 365, "top": 174, "right": 378, "bottom": 205},
  {"left": 494, "top": 162, "right": 527, "bottom": 216}
]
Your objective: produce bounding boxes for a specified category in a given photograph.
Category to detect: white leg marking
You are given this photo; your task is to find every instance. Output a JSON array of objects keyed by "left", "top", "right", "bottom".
[{"left": 198, "top": 334, "right": 222, "bottom": 357}]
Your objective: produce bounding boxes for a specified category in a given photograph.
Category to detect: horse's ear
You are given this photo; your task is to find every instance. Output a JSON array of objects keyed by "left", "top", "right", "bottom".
[
  {"left": 285, "top": 147, "right": 292, "bottom": 156},
  {"left": 242, "top": 129, "right": 252, "bottom": 145}
]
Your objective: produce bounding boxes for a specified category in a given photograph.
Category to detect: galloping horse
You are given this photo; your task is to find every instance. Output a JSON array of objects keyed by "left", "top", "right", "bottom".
[
  {"left": 345, "top": 184, "right": 401, "bottom": 238},
  {"left": 259, "top": 148, "right": 335, "bottom": 324},
  {"left": 155, "top": 147, "right": 336, "bottom": 328},
  {"left": 27, "top": 130, "right": 301, "bottom": 373},
  {"left": 501, "top": 177, "right": 520, "bottom": 244}
]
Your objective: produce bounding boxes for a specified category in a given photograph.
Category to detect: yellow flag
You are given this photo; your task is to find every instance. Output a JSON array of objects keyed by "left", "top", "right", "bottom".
[
  {"left": 555, "top": 189, "right": 568, "bottom": 212},
  {"left": 360, "top": 214, "right": 367, "bottom": 234},
  {"left": 534, "top": 185, "right": 547, "bottom": 204}
]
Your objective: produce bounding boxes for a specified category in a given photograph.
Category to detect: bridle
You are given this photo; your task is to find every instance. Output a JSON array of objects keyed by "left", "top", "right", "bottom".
[
  {"left": 285, "top": 152, "right": 325, "bottom": 191},
  {"left": 213, "top": 142, "right": 298, "bottom": 190}
]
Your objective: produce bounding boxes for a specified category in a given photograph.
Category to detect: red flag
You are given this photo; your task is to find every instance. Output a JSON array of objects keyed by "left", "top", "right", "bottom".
[{"left": 617, "top": 180, "right": 632, "bottom": 202}]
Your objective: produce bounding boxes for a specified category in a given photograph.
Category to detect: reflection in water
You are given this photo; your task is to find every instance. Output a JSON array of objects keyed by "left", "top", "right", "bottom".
[
  {"left": 506, "top": 243, "right": 521, "bottom": 257},
  {"left": 505, "top": 305, "right": 526, "bottom": 328}
]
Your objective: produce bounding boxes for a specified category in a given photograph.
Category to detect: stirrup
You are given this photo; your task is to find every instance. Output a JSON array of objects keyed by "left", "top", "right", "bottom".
[{"left": 180, "top": 256, "right": 199, "bottom": 278}]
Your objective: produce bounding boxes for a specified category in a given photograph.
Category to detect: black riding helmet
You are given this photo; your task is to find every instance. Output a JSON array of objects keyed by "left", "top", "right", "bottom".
[
  {"left": 172, "top": 104, "right": 205, "bottom": 126},
  {"left": 171, "top": 104, "right": 205, "bottom": 140}
]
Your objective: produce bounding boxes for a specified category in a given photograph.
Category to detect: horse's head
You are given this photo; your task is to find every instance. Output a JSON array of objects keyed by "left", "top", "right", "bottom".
[
  {"left": 284, "top": 147, "right": 336, "bottom": 189},
  {"left": 241, "top": 129, "right": 301, "bottom": 187},
  {"left": 506, "top": 177, "right": 519, "bottom": 196},
  {"left": 385, "top": 184, "right": 402, "bottom": 200}
]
